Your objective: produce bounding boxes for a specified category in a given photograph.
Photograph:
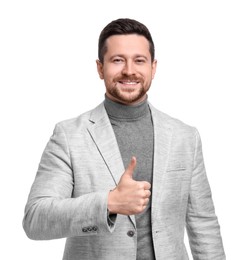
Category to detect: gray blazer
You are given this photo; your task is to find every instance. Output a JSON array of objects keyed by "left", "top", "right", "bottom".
[{"left": 23, "top": 102, "right": 225, "bottom": 260}]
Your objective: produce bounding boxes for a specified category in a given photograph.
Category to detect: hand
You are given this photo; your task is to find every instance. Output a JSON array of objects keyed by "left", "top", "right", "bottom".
[{"left": 108, "top": 156, "right": 151, "bottom": 215}]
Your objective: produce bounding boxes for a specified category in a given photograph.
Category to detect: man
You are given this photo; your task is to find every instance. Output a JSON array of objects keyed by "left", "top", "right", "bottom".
[{"left": 23, "top": 18, "right": 225, "bottom": 259}]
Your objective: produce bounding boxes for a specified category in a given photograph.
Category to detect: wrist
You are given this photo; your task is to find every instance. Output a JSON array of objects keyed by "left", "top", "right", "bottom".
[{"left": 107, "top": 190, "right": 117, "bottom": 214}]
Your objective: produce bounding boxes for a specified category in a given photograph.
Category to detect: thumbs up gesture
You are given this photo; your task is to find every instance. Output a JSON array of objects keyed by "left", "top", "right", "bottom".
[{"left": 108, "top": 157, "right": 151, "bottom": 215}]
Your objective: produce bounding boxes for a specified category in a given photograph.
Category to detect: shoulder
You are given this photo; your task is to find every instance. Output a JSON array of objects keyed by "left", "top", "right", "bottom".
[
  {"left": 149, "top": 104, "right": 200, "bottom": 153},
  {"left": 149, "top": 103, "right": 200, "bottom": 151},
  {"left": 53, "top": 103, "right": 105, "bottom": 135},
  {"left": 149, "top": 103, "right": 197, "bottom": 134}
]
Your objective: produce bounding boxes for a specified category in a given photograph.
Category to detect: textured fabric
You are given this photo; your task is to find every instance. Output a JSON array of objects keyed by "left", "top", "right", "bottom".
[
  {"left": 104, "top": 96, "right": 155, "bottom": 259},
  {"left": 23, "top": 102, "right": 226, "bottom": 260}
]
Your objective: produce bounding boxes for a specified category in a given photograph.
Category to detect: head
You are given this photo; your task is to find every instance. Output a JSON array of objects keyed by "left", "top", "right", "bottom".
[
  {"left": 97, "top": 18, "right": 157, "bottom": 105},
  {"left": 98, "top": 18, "right": 155, "bottom": 64}
]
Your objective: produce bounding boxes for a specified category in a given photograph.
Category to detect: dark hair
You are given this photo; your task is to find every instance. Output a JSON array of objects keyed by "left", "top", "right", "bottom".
[{"left": 98, "top": 18, "right": 155, "bottom": 63}]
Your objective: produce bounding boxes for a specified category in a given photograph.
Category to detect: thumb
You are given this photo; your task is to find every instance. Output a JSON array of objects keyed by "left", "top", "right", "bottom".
[{"left": 123, "top": 156, "right": 137, "bottom": 179}]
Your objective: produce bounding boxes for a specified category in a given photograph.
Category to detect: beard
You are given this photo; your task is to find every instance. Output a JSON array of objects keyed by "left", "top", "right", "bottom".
[
  {"left": 108, "top": 83, "right": 148, "bottom": 104},
  {"left": 107, "top": 76, "right": 150, "bottom": 104}
]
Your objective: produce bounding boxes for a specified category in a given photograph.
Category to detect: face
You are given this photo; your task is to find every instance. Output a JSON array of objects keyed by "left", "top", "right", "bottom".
[{"left": 97, "top": 34, "right": 157, "bottom": 105}]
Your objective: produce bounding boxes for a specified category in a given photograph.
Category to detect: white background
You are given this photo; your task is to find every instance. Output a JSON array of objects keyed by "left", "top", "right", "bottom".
[{"left": 1, "top": 0, "right": 246, "bottom": 259}]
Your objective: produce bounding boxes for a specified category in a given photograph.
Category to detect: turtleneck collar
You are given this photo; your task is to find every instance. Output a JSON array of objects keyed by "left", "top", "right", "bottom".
[{"left": 104, "top": 95, "right": 150, "bottom": 121}]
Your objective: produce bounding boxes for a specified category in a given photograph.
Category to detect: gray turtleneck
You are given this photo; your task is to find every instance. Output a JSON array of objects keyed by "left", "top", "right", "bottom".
[{"left": 104, "top": 96, "right": 155, "bottom": 260}]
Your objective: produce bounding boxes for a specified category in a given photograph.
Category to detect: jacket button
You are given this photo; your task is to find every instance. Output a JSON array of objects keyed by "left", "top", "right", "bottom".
[
  {"left": 127, "top": 230, "right": 135, "bottom": 237},
  {"left": 92, "top": 226, "right": 98, "bottom": 232}
]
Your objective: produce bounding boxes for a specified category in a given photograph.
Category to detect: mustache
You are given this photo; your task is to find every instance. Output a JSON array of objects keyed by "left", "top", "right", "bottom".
[{"left": 114, "top": 76, "right": 141, "bottom": 82}]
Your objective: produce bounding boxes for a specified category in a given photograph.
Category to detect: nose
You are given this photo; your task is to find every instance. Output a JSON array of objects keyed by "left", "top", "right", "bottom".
[{"left": 122, "top": 60, "right": 135, "bottom": 76}]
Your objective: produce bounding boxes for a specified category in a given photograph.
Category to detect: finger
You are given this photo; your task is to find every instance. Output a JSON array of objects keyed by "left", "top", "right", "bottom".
[
  {"left": 144, "top": 197, "right": 150, "bottom": 206},
  {"left": 142, "top": 198, "right": 150, "bottom": 210},
  {"left": 145, "top": 190, "right": 151, "bottom": 198},
  {"left": 124, "top": 156, "right": 137, "bottom": 178},
  {"left": 142, "top": 181, "right": 151, "bottom": 190}
]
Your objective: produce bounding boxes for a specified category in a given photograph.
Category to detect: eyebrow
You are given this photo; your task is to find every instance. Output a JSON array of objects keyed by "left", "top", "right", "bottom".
[{"left": 109, "top": 54, "right": 149, "bottom": 60}]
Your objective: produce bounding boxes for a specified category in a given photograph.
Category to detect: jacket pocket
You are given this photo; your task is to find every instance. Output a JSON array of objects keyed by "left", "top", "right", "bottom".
[{"left": 166, "top": 162, "right": 186, "bottom": 172}]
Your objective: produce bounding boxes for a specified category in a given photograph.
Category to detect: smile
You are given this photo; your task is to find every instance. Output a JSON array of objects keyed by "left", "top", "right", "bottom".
[{"left": 119, "top": 81, "right": 139, "bottom": 85}]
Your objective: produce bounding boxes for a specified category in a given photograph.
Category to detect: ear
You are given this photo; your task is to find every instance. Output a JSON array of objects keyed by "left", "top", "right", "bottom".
[
  {"left": 151, "top": 59, "right": 157, "bottom": 79},
  {"left": 96, "top": 60, "right": 104, "bottom": 79}
]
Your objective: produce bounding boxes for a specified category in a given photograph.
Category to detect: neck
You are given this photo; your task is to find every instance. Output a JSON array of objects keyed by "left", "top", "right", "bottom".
[
  {"left": 104, "top": 95, "right": 149, "bottom": 121},
  {"left": 105, "top": 93, "right": 147, "bottom": 106}
]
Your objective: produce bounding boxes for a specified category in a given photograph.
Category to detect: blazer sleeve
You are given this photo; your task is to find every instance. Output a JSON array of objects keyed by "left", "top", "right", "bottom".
[
  {"left": 23, "top": 124, "right": 115, "bottom": 240},
  {"left": 186, "top": 129, "right": 226, "bottom": 260}
]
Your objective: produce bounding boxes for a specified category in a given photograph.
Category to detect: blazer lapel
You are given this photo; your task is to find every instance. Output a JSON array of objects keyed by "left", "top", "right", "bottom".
[
  {"left": 149, "top": 104, "right": 174, "bottom": 220},
  {"left": 87, "top": 103, "right": 136, "bottom": 227},
  {"left": 87, "top": 103, "right": 125, "bottom": 185}
]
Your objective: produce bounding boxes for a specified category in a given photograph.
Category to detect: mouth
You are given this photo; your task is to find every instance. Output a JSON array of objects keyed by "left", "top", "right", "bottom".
[{"left": 118, "top": 80, "right": 139, "bottom": 85}]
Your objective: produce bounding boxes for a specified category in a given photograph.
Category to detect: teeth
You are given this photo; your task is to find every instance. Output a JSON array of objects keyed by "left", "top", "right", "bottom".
[{"left": 121, "top": 81, "right": 137, "bottom": 85}]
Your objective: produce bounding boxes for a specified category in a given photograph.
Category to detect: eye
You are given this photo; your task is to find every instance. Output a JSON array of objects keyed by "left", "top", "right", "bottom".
[
  {"left": 135, "top": 58, "right": 145, "bottom": 64},
  {"left": 112, "top": 58, "right": 124, "bottom": 64}
]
